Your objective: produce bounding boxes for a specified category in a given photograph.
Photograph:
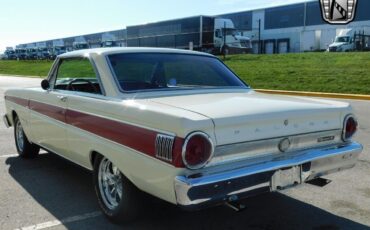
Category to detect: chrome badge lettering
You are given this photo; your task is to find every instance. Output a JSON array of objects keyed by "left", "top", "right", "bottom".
[{"left": 318, "top": 136, "right": 335, "bottom": 142}]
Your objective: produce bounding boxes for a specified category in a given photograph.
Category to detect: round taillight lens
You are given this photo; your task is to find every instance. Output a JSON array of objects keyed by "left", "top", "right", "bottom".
[
  {"left": 342, "top": 115, "right": 358, "bottom": 141},
  {"left": 182, "top": 132, "right": 214, "bottom": 170}
]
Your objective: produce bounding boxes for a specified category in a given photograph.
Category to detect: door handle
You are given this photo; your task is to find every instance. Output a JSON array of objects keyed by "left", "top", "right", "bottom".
[{"left": 57, "top": 96, "right": 67, "bottom": 102}]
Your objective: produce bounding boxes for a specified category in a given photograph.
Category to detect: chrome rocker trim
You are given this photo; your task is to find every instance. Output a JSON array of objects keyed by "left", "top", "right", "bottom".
[
  {"left": 174, "top": 142, "right": 363, "bottom": 210},
  {"left": 3, "top": 114, "right": 11, "bottom": 128}
]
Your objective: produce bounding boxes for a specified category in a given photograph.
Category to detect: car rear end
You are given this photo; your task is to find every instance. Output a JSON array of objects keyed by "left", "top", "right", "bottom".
[{"left": 172, "top": 111, "right": 362, "bottom": 210}]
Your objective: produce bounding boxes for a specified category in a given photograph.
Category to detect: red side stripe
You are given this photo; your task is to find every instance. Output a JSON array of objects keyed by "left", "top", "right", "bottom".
[
  {"left": 66, "top": 109, "right": 158, "bottom": 157},
  {"left": 5, "top": 96, "right": 29, "bottom": 107},
  {"left": 5, "top": 96, "right": 185, "bottom": 167},
  {"left": 29, "top": 100, "right": 66, "bottom": 123}
]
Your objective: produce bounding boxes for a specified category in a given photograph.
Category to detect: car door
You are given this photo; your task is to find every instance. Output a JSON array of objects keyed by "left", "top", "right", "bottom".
[
  {"left": 28, "top": 59, "right": 69, "bottom": 156},
  {"left": 59, "top": 57, "right": 106, "bottom": 167}
]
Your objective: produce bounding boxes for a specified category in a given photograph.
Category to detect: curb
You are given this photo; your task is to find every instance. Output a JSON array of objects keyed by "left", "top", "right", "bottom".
[
  {"left": 1, "top": 74, "right": 369, "bottom": 101},
  {"left": 0, "top": 74, "right": 44, "bottom": 78},
  {"left": 255, "top": 89, "right": 370, "bottom": 101}
]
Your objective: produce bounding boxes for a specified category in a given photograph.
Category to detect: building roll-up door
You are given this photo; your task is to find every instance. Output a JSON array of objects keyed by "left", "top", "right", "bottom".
[
  {"left": 252, "top": 41, "right": 259, "bottom": 54},
  {"left": 264, "top": 39, "right": 276, "bottom": 54},
  {"left": 277, "top": 39, "right": 290, "bottom": 53},
  {"left": 278, "top": 42, "right": 288, "bottom": 53}
]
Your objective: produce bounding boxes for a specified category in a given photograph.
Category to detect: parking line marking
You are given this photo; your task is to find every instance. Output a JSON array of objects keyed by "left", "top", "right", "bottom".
[
  {"left": 14, "top": 211, "right": 102, "bottom": 230},
  {"left": 0, "top": 152, "right": 47, "bottom": 159},
  {"left": 0, "top": 154, "right": 19, "bottom": 158}
]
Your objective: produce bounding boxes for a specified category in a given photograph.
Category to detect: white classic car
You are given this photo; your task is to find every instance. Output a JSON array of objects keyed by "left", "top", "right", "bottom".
[{"left": 3, "top": 48, "right": 363, "bottom": 222}]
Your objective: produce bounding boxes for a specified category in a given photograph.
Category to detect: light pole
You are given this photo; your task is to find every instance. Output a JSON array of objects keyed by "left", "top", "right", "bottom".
[{"left": 258, "top": 19, "right": 261, "bottom": 54}]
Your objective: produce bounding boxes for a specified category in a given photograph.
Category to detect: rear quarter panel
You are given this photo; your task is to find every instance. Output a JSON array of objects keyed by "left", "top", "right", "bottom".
[{"left": 66, "top": 93, "right": 214, "bottom": 204}]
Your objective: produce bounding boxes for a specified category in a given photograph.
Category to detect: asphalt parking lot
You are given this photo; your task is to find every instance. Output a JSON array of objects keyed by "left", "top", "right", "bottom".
[{"left": 0, "top": 76, "right": 369, "bottom": 230}]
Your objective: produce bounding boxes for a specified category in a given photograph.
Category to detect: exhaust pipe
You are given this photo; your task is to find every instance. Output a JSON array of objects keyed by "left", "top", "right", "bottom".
[{"left": 224, "top": 195, "right": 246, "bottom": 212}]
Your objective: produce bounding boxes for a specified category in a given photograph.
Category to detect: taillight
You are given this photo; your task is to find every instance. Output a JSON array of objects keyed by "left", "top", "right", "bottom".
[
  {"left": 182, "top": 132, "right": 214, "bottom": 170},
  {"left": 342, "top": 115, "right": 358, "bottom": 141}
]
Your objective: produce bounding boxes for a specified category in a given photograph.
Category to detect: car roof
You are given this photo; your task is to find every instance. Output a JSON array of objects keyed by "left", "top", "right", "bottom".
[{"left": 58, "top": 47, "right": 215, "bottom": 58}]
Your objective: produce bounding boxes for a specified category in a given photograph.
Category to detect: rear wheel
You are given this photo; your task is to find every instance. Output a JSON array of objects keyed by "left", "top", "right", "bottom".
[
  {"left": 222, "top": 46, "right": 230, "bottom": 55},
  {"left": 14, "top": 116, "right": 40, "bottom": 158},
  {"left": 93, "top": 155, "right": 143, "bottom": 223}
]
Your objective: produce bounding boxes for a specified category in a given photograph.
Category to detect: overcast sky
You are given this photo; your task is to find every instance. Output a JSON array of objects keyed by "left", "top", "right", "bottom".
[{"left": 0, "top": 0, "right": 307, "bottom": 52}]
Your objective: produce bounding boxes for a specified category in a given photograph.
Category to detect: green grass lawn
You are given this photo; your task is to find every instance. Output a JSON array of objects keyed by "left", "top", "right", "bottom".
[
  {"left": 223, "top": 52, "right": 370, "bottom": 94},
  {"left": 0, "top": 52, "right": 369, "bottom": 94},
  {"left": 0, "top": 60, "right": 53, "bottom": 77}
]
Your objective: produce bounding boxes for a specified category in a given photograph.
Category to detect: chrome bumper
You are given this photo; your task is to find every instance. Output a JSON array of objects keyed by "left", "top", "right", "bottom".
[
  {"left": 3, "top": 114, "right": 11, "bottom": 128},
  {"left": 174, "top": 142, "right": 363, "bottom": 210}
]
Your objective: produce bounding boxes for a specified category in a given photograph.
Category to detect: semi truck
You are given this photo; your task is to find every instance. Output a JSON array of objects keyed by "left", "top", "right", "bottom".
[
  {"left": 37, "top": 47, "right": 51, "bottom": 60},
  {"left": 26, "top": 48, "right": 38, "bottom": 60},
  {"left": 50, "top": 46, "right": 66, "bottom": 59},
  {"left": 328, "top": 28, "right": 370, "bottom": 52},
  {"left": 73, "top": 42, "right": 89, "bottom": 50},
  {"left": 4, "top": 47, "right": 16, "bottom": 60},
  {"left": 72, "top": 36, "right": 89, "bottom": 50},
  {"left": 101, "top": 32, "right": 119, "bottom": 47},
  {"left": 15, "top": 48, "right": 27, "bottom": 60},
  {"left": 126, "top": 16, "right": 252, "bottom": 54},
  {"left": 101, "top": 40, "right": 118, "bottom": 47}
]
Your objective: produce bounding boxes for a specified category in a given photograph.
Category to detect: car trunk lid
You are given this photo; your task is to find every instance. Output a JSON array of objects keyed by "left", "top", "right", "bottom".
[{"left": 150, "top": 91, "right": 348, "bottom": 146}]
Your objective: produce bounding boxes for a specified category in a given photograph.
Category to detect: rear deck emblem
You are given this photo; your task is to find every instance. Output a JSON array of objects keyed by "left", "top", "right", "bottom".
[{"left": 319, "top": 0, "right": 358, "bottom": 24}]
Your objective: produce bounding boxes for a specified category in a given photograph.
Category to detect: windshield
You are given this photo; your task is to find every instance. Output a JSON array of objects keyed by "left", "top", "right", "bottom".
[
  {"left": 75, "top": 44, "right": 88, "bottom": 49},
  {"left": 108, "top": 53, "right": 248, "bottom": 92},
  {"left": 222, "top": 28, "right": 238, "bottom": 36},
  {"left": 335, "top": 36, "right": 350, "bottom": 43}
]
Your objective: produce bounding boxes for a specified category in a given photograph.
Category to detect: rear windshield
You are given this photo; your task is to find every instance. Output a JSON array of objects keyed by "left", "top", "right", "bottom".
[{"left": 107, "top": 53, "right": 247, "bottom": 92}]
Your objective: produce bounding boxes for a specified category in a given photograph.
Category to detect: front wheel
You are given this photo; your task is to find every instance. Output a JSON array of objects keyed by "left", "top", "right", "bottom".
[
  {"left": 93, "top": 155, "right": 143, "bottom": 223},
  {"left": 14, "top": 116, "right": 40, "bottom": 158}
]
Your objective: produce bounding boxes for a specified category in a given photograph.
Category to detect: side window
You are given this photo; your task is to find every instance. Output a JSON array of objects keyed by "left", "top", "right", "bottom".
[
  {"left": 215, "top": 29, "right": 221, "bottom": 38},
  {"left": 54, "top": 58, "right": 102, "bottom": 95}
]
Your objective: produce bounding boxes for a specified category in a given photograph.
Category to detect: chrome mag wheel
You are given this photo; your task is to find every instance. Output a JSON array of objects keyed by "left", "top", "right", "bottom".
[
  {"left": 98, "top": 157, "right": 123, "bottom": 210},
  {"left": 15, "top": 119, "right": 24, "bottom": 152}
]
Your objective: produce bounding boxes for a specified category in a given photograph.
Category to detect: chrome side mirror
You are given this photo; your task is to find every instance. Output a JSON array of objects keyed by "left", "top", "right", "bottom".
[{"left": 41, "top": 79, "right": 50, "bottom": 90}]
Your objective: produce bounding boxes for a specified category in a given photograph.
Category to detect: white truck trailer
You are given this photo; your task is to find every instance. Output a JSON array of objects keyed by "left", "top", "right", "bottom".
[{"left": 126, "top": 16, "right": 252, "bottom": 54}]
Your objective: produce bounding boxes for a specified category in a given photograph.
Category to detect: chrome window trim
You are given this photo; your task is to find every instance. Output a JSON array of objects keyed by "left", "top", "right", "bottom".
[
  {"left": 104, "top": 53, "right": 250, "bottom": 94},
  {"left": 48, "top": 56, "right": 106, "bottom": 97},
  {"left": 50, "top": 89, "right": 109, "bottom": 101},
  {"left": 182, "top": 131, "right": 215, "bottom": 170}
]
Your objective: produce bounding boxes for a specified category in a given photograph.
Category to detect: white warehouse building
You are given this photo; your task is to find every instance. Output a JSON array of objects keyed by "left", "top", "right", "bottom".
[
  {"left": 219, "top": 0, "right": 370, "bottom": 53},
  {"left": 18, "top": 0, "right": 370, "bottom": 54}
]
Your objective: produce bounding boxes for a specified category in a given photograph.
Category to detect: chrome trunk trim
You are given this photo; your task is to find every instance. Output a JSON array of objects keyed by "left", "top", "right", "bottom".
[{"left": 210, "top": 129, "right": 342, "bottom": 167}]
